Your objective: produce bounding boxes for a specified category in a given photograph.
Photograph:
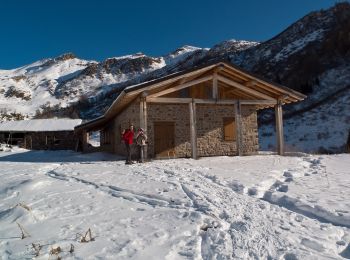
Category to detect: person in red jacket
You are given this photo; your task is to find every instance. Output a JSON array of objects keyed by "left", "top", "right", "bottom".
[{"left": 122, "top": 124, "right": 134, "bottom": 164}]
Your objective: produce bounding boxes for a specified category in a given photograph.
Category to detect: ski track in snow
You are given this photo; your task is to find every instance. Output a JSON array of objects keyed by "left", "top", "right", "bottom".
[{"left": 0, "top": 149, "right": 349, "bottom": 259}]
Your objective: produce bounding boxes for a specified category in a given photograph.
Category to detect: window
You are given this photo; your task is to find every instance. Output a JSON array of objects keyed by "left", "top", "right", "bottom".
[
  {"left": 223, "top": 117, "right": 236, "bottom": 141},
  {"left": 54, "top": 136, "right": 61, "bottom": 145}
]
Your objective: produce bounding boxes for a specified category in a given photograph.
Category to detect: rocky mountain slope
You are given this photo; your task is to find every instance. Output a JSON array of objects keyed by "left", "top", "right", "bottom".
[{"left": 0, "top": 2, "right": 349, "bottom": 153}]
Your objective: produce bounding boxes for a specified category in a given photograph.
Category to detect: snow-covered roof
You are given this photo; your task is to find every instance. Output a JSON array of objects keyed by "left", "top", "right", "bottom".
[{"left": 0, "top": 118, "right": 82, "bottom": 132}]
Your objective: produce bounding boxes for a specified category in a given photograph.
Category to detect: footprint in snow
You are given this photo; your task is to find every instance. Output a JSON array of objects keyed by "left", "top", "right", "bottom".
[
  {"left": 277, "top": 184, "right": 289, "bottom": 193},
  {"left": 301, "top": 238, "right": 325, "bottom": 252},
  {"left": 283, "top": 253, "right": 298, "bottom": 260},
  {"left": 283, "top": 171, "right": 293, "bottom": 178},
  {"left": 164, "top": 170, "right": 175, "bottom": 175},
  {"left": 285, "top": 177, "right": 294, "bottom": 182},
  {"left": 180, "top": 211, "right": 189, "bottom": 218},
  {"left": 295, "top": 215, "right": 303, "bottom": 222},
  {"left": 337, "top": 240, "right": 346, "bottom": 246}
]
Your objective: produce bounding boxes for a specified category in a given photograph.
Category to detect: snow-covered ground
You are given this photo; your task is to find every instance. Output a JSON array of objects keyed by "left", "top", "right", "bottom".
[{"left": 0, "top": 149, "right": 349, "bottom": 259}]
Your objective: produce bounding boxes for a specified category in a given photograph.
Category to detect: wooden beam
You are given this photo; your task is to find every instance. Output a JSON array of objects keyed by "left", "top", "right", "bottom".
[
  {"left": 212, "top": 72, "right": 218, "bottom": 99},
  {"left": 189, "top": 101, "right": 198, "bottom": 159},
  {"left": 221, "top": 67, "right": 248, "bottom": 81},
  {"left": 144, "top": 68, "right": 216, "bottom": 99},
  {"left": 148, "top": 75, "right": 213, "bottom": 98},
  {"left": 146, "top": 97, "right": 277, "bottom": 105},
  {"left": 245, "top": 80, "right": 257, "bottom": 88},
  {"left": 234, "top": 100, "right": 243, "bottom": 156},
  {"left": 224, "top": 87, "right": 257, "bottom": 100},
  {"left": 146, "top": 97, "right": 192, "bottom": 103},
  {"left": 139, "top": 97, "right": 144, "bottom": 129},
  {"left": 125, "top": 65, "right": 217, "bottom": 96},
  {"left": 218, "top": 75, "right": 275, "bottom": 101},
  {"left": 275, "top": 100, "right": 284, "bottom": 155},
  {"left": 241, "top": 100, "right": 277, "bottom": 105},
  {"left": 221, "top": 64, "right": 305, "bottom": 101},
  {"left": 194, "top": 99, "right": 277, "bottom": 105},
  {"left": 194, "top": 99, "right": 232, "bottom": 104}
]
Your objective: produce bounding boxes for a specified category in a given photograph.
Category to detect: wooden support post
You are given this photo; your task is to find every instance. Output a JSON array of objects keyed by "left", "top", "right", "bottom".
[
  {"left": 82, "top": 130, "right": 88, "bottom": 152},
  {"left": 212, "top": 72, "right": 218, "bottom": 99},
  {"left": 189, "top": 100, "right": 198, "bottom": 159},
  {"left": 139, "top": 98, "right": 144, "bottom": 130},
  {"left": 139, "top": 98, "right": 145, "bottom": 162},
  {"left": 275, "top": 100, "right": 284, "bottom": 155},
  {"left": 234, "top": 100, "right": 243, "bottom": 156},
  {"left": 141, "top": 93, "right": 148, "bottom": 160}
]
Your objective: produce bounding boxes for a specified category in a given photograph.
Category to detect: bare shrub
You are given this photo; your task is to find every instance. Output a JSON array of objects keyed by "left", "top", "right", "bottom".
[
  {"left": 49, "top": 246, "right": 62, "bottom": 260},
  {"left": 77, "top": 228, "right": 94, "bottom": 243},
  {"left": 16, "top": 202, "right": 31, "bottom": 212},
  {"left": 69, "top": 243, "right": 74, "bottom": 253},
  {"left": 16, "top": 222, "right": 30, "bottom": 239},
  {"left": 31, "top": 243, "right": 42, "bottom": 257}
]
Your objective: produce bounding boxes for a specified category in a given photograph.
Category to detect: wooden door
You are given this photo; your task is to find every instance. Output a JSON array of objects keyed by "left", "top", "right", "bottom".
[{"left": 154, "top": 122, "right": 175, "bottom": 158}]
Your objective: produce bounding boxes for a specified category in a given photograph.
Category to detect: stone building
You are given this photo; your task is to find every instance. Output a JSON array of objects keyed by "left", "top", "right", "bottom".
[
  {"left": 75, "top": 61, "right": 306, "bottom": 158},
  {"left": 0, "top": 118, "right": 82, "bottom": 150}
]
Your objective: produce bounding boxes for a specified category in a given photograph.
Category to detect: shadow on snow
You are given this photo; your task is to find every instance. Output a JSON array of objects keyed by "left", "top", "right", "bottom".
[{"left": 0, "top": 150, "right": 123, "bottom": 163}]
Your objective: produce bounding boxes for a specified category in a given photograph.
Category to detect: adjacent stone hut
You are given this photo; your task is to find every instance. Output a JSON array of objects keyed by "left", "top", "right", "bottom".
[
  {"left": 0, "top": 118, "right": 82, "bottom": 150},
  {"left": 75, "top": 61, "right": 306, "bottom": 158}
]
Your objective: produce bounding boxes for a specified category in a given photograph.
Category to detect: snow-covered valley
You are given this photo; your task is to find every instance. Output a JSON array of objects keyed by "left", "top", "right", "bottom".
[{"left": 0, "top": 149, "right": 349, "bottom": 259}]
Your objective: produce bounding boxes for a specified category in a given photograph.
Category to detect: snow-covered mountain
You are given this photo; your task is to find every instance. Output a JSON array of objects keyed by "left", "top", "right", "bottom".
[
  {"left": 0, "top": 46, "right": 210, "bottom": 119},
  {"left": 0, "top": 53, "right": 94, "bottom": 118},
  {"left": 0, "top": 40, "right": 261, "bottom": 120},
  {"left": 0, "top": 2, "right": 349, "bottom": 153},
  {"left": 248, "top": 2, "right": 350, "bottom": 153}
]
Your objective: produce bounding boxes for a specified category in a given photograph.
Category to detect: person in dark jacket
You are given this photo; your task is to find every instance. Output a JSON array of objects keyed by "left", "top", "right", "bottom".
[
  {"left": 122, "top": 124, "right": 134, "bottom": 164},
  {"left": 135, "top": 128, "right": 148, "bottom": 163}
]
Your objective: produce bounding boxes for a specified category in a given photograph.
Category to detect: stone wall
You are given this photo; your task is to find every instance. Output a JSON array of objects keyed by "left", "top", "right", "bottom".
[
  {"left": 110, "top": 100, "right": 259, "bottom": 158},
  {"left": 196, "top": 104, "right": 236, "bottom": 156},
  {"left": 146, "top": 103, "right": 258, "bottom": 157},
  {"left": 112, "top": 100, "right": 140, "bottom": 156},
  {"left": 241, "top": 105, "right": 259, "bottom": 155},
  {"left": 147, "top": 103, "right": 191, "bottom": 158},
  {"left": 196, "top": 104, "right": 258, "bottom": 156}
]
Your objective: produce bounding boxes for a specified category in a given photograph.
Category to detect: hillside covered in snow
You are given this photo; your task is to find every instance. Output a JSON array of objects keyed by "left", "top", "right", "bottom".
[{"left": 0, "top": 2, "right": 349, "bottom": 153}]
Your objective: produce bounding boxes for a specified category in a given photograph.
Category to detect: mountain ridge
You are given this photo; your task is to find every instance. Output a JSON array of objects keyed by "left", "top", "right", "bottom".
[{"left": 0, "top": 2, "right": 349, "bottom": 153}]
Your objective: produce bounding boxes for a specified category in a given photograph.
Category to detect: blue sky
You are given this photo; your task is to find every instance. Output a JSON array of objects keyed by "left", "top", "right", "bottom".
[{"left": 0, "top": 0, "right": 342, "bottom": 69}]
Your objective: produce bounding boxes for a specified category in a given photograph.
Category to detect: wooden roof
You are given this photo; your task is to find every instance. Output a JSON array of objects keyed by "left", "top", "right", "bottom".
[{"left": 76, "top": 61, "right": 306, "bottom": 132}]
